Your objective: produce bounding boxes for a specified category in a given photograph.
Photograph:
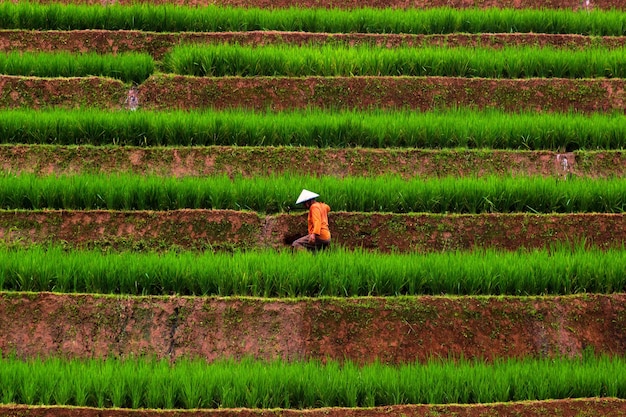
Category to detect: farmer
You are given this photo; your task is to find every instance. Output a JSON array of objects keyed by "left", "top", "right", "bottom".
[{"left": 292, "top": 189, "right": 331, "bottom": 252}]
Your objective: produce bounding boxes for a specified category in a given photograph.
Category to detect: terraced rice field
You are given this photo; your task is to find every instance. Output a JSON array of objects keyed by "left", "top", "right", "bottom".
[{"left": 1, "top": 0, "right": 626, "bottom": 416}]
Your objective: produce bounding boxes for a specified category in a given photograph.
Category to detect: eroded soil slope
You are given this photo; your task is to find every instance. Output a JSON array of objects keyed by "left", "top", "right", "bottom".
[
  {"left": 0, "top": 210, "right": 624, "bottom": 252},
  {"left": 2, "top": 292, "right": 626, "bottom": 363}
]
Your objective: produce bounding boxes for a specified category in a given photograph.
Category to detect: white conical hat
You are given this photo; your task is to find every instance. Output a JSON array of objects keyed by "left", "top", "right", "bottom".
[{"left": 296, "top": 189, "right": 319, "bottom": 205}]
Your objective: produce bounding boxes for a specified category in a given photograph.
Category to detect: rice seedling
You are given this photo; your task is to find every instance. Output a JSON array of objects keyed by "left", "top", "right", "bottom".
[
  {"left": 1, "top": 108, "right": 623, "bottom": 150},
  {"left": 0, "top": 244, "right": 625, "bottom": 296},
  {"left": 0, "top": 51, "right": 154, "bottom": 83},
  {"left": 163, "top": 43, "right": 626, "bottom": 79},
  {"left": 1, "top": 2, "right": 625, "bottom": 35},
  {"left": 0, "top": 172, "right": 623, "bottom": 213},
  {"left": 1, "top": 354, "right": 626, "bottom": 408}
]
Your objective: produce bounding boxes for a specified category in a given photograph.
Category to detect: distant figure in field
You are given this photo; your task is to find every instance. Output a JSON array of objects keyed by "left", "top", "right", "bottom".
[
  {"left": 125, "top": 87, "right": 139, "bottom": 111},
  {"left": 292, "top": 189, "right": 331, "bottom": 252}
]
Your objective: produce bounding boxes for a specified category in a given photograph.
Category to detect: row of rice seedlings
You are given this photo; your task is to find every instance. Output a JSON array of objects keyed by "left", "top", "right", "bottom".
[
  {"left": 0, "top": 173, "right": 623, "bottom": 213},
  {"left": 1, "top": 108, "right": 625, "bottom": 150},
  {"left": 4, "top": 43, "right": 624, "bottom": 81},
  {"left": 1, "top": 3, "right": 625, "bottom": 35},
  {"left": 163, "top": 43, "right": 626, "bottom": 78},
  {"left": 0, "top": 354, "right": 624, "bottom": 408},
  {"left": 1, "top": 245, "right": 624, "bottom": 296},
  {"left": 0, "top": 51, "right": 154, "bottom": 83}
]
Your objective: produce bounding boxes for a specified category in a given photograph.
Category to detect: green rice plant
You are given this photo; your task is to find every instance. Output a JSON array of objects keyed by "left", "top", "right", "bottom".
[
  {"left": 0, "top": 172, "right": 623, "bottom": 213},
  {"left": 0, "top": 358, "right": 17, "bottom": 403},
  {"left": 0, "top": 244, "right": 625, "bottom": 296},
  {"left": 163, "top": 43, "right": 626, "bottom": 78},
  {"left": 1, "top": 108, "right": 624, "bottom": 150},
  {"left": 144, "top": 364, "right": 178, "bottom": 409},
  {"left": 90, "top": 359, "right": 114, "bottom": 408},
  {"left": 1, "top": 3, "right": 626, "bottom": 35},
  {"left": 108, "top": 362, "right": 129, "bottom": 408},
  {"left": 0, "top": 51, "right": 154, "bottom": 83},
  {"left": 17, "top": 362, "right": 39, "bottom": 405},
  {"left": 2, "top": 355, "right": 626, "bottom": 408}
]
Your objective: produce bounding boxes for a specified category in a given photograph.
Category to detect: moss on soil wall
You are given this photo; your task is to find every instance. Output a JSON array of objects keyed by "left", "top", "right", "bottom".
[{"left": 2, "top": 292, "right": 626, "bottom": 363}]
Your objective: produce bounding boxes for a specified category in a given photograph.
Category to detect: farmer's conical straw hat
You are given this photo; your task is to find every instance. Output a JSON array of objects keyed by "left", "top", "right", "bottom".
[{"left": 296, "top": 189, "right": 319, "bottom": 205}]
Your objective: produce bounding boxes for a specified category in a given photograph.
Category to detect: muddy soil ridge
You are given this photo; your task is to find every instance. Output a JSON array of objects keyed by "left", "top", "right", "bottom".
[
  {"left": 2, "top": 292, "right": 626, "bottom": 364},
  {"left": 0, "top": 210, "right": 623, "bottom": 252}
]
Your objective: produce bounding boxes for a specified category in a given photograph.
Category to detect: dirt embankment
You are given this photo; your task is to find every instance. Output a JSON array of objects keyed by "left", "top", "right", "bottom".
[
  {"left": 2, "top": 292, "right": 626, "bottom": 363},
  {"left": 3, "top": 74, "right": 626, "bottom": 114},
  {"left": 3, "top": 145, "right": 624, "bottom": 179},
  {"left": 0, "top": 210, "right": 624, "bottom": 252},
  {"left": 138, "top": 76, "right": 626, "bottom": 113}
]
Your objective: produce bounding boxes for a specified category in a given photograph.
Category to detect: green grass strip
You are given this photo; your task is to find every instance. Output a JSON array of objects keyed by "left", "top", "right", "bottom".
[
  {"left": 0, "top": 353, "right": 624, "bottom": 408},
  {"left": 163, "top": 43, "right": 626, "bottom": 78},
  {"left": 1, "top": 3, "right": 626, "bottom": 35},
  {"left": 1, "top": 245, "right": 624, "bottom": 296},
  {"left": 1, "top": 108, "right": 625, "bottom": 150},
  {"left": 0, "top": 173, "right": 624, "bottom": 213},
  {"left": 0, "top": 51, "right": 154, "bottom": 83}
]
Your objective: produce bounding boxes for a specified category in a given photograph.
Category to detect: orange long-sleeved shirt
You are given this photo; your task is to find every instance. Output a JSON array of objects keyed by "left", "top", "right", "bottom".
[{"left": 308, "top": 202, "right": 331, "bottom": 241}]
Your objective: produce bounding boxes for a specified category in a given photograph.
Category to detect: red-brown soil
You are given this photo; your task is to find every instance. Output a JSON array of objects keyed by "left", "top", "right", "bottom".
[
  {"left": 0, "top": 210, "right": 623, "bottom": 252},
  {"left": 0, "top": 75, "right": 125, "bottom": 109},
  {"left": 2, "top": 145, "right": 624, "bottom": 179},
  {"left": 3, "top": 74, "right": 626, "bottom": 114},
  {"left": 138, "top": 75, "right": 626, "bottom": 113},
  {"left": 3, "top": 292, "right": 626, "bottom": 363},
  {"left": 3, "top": 400, "right": 626, "bottom": 417}
]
